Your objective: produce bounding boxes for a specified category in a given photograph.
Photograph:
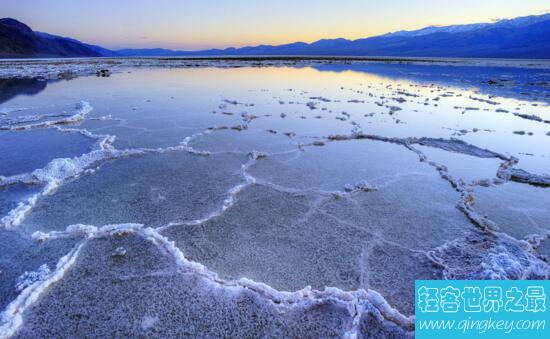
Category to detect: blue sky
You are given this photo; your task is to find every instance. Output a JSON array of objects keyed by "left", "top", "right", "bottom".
[{"left": 2, "top": 0, "right": 549, "bottom": 50}]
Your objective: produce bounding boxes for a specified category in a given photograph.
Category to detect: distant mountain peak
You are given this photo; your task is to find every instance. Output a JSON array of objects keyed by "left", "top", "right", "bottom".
[
  {"left": 0, "top": 17, "right": 34, "bottom": 34},
  {"left": 382, "top": 13, "right": 550, "bottom": 38}
]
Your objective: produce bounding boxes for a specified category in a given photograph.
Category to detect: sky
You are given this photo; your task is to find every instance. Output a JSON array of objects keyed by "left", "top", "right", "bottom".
[{"left": 2, "top": 0, "right": 549, "bottom": 50}]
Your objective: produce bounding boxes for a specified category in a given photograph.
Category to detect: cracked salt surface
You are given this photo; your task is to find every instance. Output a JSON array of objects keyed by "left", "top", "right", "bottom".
[
  {"left": 0, "top": 61, "right": 549, "bottom": 337},
  {"left": 413, "top": 145, "right": 504, "bottom": 184},
  {"left": 537, "top": 238, "right": 550, "bottom": 261},
  {"left": 248, "top": 139, "right": 434, "bottom": 192},
  {"left": 0, "top": 128, "right": 95, "bottom": 177},
  {"left": 188, "top": 129, "right": 299, "bottom": 154},
  {"left": 473, "top": 182, "right": 550, "bottom": 240},
  {"left": 0, "top": 228, "right": 82, "bottom": 310},
  {"left": 0, "top": 184, "right": 41, "bottom": 219},
  {"left": 20, "top": 151, "right": 247, "bottom": 233},
  {"left": 10, "top": 232, "right": 363, "bottom": 338},
  {"left": 162, "top": 180, "right": 457, "bottom": 316}
]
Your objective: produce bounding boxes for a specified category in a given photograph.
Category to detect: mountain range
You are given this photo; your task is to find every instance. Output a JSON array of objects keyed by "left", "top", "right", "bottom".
[
  {"left": 1, "top": 14, "right": 549, "bottom": 59},
  {"left": 0, "top": 18, "right": 104, "bottom": 58}
]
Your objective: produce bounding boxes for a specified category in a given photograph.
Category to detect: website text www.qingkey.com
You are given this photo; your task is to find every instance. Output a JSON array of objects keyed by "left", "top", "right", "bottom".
[
  {"left": 418, "top": 317, "right": 545, "bottom": 335},
  {"left": 415, "top": 280, "right": 549, "bottom": 339}
]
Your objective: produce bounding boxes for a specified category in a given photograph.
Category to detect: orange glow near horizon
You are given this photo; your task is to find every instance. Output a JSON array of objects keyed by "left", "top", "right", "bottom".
[{"left": 2, "top": 0, "right": 549, "bottom": 50}]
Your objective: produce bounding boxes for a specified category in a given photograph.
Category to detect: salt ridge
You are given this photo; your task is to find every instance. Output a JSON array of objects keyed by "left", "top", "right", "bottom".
[{"left": 3, "top": 222, "right": 414, "bottom": 338}]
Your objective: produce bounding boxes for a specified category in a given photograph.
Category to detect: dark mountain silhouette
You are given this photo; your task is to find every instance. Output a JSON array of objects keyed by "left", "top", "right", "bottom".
[
  {"left": 0, "top": 18, "right": 102, "bottom": 58},
  {"left": 1, "top": 14, "right": 549, "bottom": 59},
  {"left": 34, "top": 32, "right": 118, "bottom": 57}
]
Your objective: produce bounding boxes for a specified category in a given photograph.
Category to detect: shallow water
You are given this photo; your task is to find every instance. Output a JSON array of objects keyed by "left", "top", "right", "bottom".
[{"left": 0, "top": 61, "right": 549, "bottom": 337}]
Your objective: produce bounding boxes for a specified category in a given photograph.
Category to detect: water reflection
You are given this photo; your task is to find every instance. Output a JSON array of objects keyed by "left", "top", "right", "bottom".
[
  {"left": 0, "top": 78, "right": 48, "bottom": 104},
  {"left": 0, "top": 65, "right": 548, "bottom": 174},
  {"left": 309, "top": 63, "right": 550, "bottom": 103}
]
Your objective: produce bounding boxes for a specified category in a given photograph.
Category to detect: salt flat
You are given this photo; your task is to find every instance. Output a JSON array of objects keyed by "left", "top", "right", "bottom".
[{"left": 0, "top": 58, "right": 549, "bottom": 337}]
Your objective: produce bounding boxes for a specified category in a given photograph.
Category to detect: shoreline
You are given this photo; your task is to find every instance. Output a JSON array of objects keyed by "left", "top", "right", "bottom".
[{"left": 0, "top": 56, "right": 549, "bottom": 81}]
